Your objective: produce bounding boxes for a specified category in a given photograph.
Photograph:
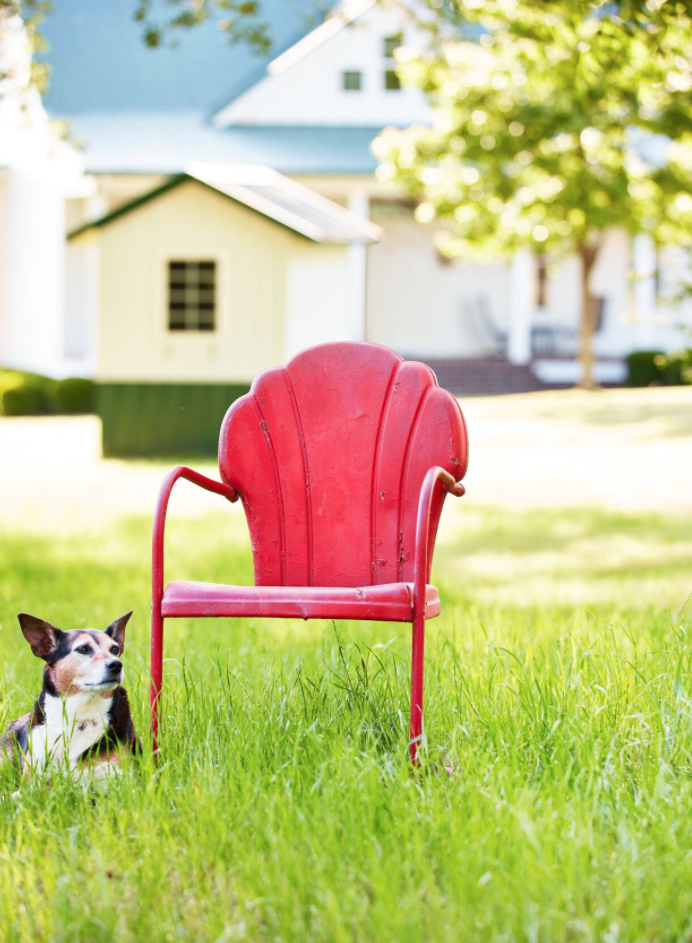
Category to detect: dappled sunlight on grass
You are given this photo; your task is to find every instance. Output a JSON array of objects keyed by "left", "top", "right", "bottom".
[
  {"left": 438, "top": 506, "right": 692, "bottom": 609},
  {"left": 1, "top": 388, "right": 692, "bottom": 941},
  {"left": 525, "top": 388, "right": 692, "bottom": 439},
  {"left": 458, "top": 386, "right": 692, "bottom": 511},
  {"left": 466, "top": 386, "right": 692, "bottom": 437},
  {"left": 2, "top": 506, "right": 692, "bottom": 941}
]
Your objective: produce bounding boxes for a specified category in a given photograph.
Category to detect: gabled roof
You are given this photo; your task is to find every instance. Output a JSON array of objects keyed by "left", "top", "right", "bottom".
[
  {"left": 266, "top": 0, "right": 375, "bottom": 78},
  {"left": 67, "top": 164, "right": 382, "bottom": 244},
  {"left": 211, "top": 0, "right": 375, "bottom": 127},
  {"left": 40, "top": 0, "right": 331, "bottom": 115},
  {"left": 40, "top": 0, "right": 421, "bottom": 177}
]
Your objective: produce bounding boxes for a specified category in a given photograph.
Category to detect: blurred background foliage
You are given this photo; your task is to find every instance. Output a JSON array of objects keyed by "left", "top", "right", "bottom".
[{"left": 375, "top": 0, "right": 692, "bottom": 385}]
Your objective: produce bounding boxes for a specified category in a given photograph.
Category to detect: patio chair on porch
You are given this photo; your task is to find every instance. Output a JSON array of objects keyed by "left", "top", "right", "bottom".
[
  {"left": 150, "top": 342, "right": 469, "bottom": 762},
  {"left": 472, "top": 295, "right": 508, "bottom": 356},
  {"left": 531, "top": 297, "right": 607, "bottom": 356},
  {"left": 473, "top": 294, "right": 607, "bottom": 359}
]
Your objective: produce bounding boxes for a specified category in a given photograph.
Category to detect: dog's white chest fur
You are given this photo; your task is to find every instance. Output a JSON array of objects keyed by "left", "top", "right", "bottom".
[{"left": 28, "top": 691, "right": 112, "bottom": 771}]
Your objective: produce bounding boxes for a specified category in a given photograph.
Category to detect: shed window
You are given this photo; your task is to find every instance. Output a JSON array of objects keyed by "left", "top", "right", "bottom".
[
  {"left": 167, "top": 260, "right": 216, "bottom": 331},
  {"left": 343, "top": 70, "right": 362, "bottom": 90}
]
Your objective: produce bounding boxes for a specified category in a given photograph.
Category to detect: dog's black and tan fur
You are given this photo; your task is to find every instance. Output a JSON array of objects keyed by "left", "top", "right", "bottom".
[{"left": 2, "top": 612, "right": 140, "bottom": 785}]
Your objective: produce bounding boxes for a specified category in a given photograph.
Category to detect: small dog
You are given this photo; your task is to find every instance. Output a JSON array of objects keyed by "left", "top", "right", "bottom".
[{"left": 1, "top": 611, "right": 140, "bottom": 786}]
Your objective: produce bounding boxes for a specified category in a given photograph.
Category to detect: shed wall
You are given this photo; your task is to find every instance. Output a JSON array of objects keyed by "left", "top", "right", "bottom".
[
  {"left": 95, "top": 180, "right": 293, "bottom": 383},
  {"left": 285, "top": 244, "right": 350, "bottom": 358}
]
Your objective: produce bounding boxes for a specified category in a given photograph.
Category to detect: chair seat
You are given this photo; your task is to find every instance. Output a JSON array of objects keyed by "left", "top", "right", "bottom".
[{"left": 162, "top": 580, "right": 441, "bottom": 623}]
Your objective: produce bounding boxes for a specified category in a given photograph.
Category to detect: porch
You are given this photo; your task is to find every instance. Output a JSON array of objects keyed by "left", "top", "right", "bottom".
[{"left": 421, "top": 356, "right": 627, "bottom": 397}]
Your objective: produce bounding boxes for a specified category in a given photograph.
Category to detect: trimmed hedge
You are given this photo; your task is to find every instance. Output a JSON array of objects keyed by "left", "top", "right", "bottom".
[
  {"left": 626, "top": 348, "right": 692, "bottom": 387},
  {"left": 625, "top": 350, "right": 665, "bottom": 387},
  {"left": 656, "top": 348, "right": 692, "bottom": 386},
  {"left": 55, "top": 377, "right": 95, "bottom": 414},
  {"left": 3, "top": 383, "right": 46, "bottom": 416},
  {"left": 0, "top": 369, "right": 96, "bottom": 416}
]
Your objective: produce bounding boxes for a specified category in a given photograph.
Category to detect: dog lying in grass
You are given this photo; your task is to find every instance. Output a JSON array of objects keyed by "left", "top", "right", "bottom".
[{"left": 1, "top": 612, "right": 140, "bottom": 786}]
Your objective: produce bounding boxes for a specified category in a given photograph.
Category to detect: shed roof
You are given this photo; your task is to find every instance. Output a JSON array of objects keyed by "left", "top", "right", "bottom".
[{"left": 67, "top": 164, "right": 382, "bottom": 244}]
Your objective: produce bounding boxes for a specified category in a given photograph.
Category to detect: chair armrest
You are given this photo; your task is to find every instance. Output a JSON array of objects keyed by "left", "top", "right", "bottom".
[
  {"left": 152, "top": 466, "right": 239, "bottom": 601},
  {"left": 413, "top": 467, "right": 465, "bottom": 608}
]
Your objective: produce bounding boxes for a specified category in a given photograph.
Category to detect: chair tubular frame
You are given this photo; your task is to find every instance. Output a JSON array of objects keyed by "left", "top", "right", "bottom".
[{"left": 150, "top": 464, "right": 464, "bottom": 762}]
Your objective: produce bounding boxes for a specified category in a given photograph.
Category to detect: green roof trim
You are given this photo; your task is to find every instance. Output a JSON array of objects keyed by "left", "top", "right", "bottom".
[
  {"left": 68, "top": 176, "right": 188, "bottom": 240},
  {"left": 67, "top": 169, "right": 381, "bottom": 245},
  {"left": 67, "top": 173, "right": 318, "bottom": 242}
]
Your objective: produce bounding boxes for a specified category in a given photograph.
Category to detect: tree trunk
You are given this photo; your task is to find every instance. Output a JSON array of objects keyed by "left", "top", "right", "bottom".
[{"left": 578, "top": 242, "right": 600, "bottom": 390}]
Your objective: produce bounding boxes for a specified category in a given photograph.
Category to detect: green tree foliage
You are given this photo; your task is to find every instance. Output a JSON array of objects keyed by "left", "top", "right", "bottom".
[
  {"left": 375, "top": 0, "right": 692, "bottom": 387},
  {"left": 0, "top": 0, "right": 269, "bottom": 102},
  {"left": 0, "top": 0, "right": 51, "bottom": 93},
  {"left": 133, "top": 0, "right": 269, "bottom": 53}
]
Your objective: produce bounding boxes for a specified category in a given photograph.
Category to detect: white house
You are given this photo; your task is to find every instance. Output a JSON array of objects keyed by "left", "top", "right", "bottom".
[
  {"left": 0, "top": 12, "right": 87, "bottom": 379},
  {"left": 1, "top": 0, "right": 691, "bottom": 452}
]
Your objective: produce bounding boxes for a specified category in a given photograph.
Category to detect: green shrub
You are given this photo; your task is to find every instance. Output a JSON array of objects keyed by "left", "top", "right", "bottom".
[
  {"left": 55, "top": 377, "right": 95, "bottom": 413},
  {"left": 38, "top": 375, "right": 60, "bottom": 411},
  {"left": 0, "top": 370, "right": 22, "bottom": 406},
  {"left": 655, "top": 348, "right": 692, "bottom": 385},
  {"left": 0, "top": 369, "right": 96, "bottom": 415},
  {"left": 2, "top": 382, "right": 47, "bottom": 416},
  {"left": 625, "top": 350, "right": 665, "bottom": 387},
  {"left": 0, "top": 369, "right": 58, "bottom": 413}
]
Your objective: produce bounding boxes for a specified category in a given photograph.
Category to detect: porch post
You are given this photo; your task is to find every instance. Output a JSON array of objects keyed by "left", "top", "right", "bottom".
[
  {"left": 633, "top": 233, "right": 657, "bottom": 348},
  {"left": 507, "top": 249, "right": 533, "bottom": 364},
  {"left": 347, "top": 191, "right": 369, "bottom": 342}
]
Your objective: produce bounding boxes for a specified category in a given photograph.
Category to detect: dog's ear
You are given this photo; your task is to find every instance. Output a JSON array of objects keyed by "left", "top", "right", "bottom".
[
  {"left": 105, "top": 611, "right": 132, "bottom": 652},
  {"left": 18, "top": 614, "right": 63, "bottom": 660}
]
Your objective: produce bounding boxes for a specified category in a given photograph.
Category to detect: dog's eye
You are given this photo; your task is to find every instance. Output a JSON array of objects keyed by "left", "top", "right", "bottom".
[
  {"left": 110, "top": 645, "right": 119, "bottom": 655},
  {"left": 76, "top": 644, "right": 92, "bottom": 655}
]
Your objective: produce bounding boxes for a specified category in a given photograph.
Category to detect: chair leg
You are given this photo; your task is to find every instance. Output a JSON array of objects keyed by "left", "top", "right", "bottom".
[
  {"left": 409, "top": 606, "right": 425, "bottom": 763},
  {"left": 150, "top": 602, "right": 164, "bottom": 754}
]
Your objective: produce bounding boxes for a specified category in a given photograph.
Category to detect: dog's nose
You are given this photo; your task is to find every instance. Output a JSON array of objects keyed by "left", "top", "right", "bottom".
[{"left": 106, "top": 659, "right": 122, "bottom": 674}]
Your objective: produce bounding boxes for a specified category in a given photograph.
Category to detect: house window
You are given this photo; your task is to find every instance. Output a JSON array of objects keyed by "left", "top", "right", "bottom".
[
  {"left": 383, "top": 33, "right": 402, "bottom": 90},
  {"left": 384, "top": 69, "right": 401, "bottom": 90},
  {"left": 167, "top": 260, "right": 216, "bottom": 331},
  {"left": 343, "top": 70, "right": 362, "bottom": 90},
  {"left": 383, "top": 34, "right": 402, "bottom": 57}
]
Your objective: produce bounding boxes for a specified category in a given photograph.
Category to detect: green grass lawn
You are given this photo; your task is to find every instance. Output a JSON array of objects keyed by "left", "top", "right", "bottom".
[{"left": 1, "top": 500, "right": 692, "bottom": 942}]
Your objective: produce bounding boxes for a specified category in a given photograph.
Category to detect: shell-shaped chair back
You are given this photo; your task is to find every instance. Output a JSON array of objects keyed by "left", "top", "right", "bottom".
[{"left": 219, "top": 342, "right": 468, "bottom": 588}]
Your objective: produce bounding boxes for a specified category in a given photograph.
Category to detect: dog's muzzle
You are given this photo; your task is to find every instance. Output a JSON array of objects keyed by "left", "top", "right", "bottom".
[{"left": 105, "top": 659, "right": 123, "bottom": 680}]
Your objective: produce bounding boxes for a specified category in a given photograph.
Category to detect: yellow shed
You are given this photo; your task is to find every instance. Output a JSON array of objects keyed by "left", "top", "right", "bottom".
[{"left": 68, "top": 164, "right": 381, "bottom": 455}]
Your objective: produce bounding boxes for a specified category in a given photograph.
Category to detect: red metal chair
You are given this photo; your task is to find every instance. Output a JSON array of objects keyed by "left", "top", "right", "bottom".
[{"left": 150, "top": 342, "right": 468, "bottom": 761}]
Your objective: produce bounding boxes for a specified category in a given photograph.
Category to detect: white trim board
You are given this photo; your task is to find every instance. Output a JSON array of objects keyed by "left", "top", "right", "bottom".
[{"left": 532, "top": 359, "right": 628, "bottom": 384}]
